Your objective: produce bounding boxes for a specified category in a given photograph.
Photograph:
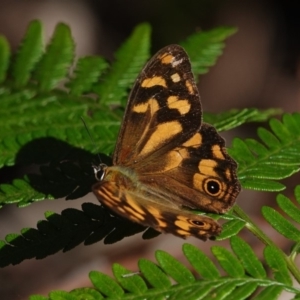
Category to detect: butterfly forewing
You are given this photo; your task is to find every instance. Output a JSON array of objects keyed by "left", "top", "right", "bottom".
[
  {"left": 93, "top": 44, "right": 240, "bottom": 240},
  {"left": 113, "top": 45, "right": 202, "bottom": 167}
]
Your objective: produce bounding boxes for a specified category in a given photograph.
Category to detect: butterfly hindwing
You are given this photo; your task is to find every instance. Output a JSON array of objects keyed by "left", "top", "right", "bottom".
[
  {"left": 94, "top": 168, "right": 222, "bottom": 240},
  {"left": 138, "top": 123, "right": 240, "bottom": 213}
]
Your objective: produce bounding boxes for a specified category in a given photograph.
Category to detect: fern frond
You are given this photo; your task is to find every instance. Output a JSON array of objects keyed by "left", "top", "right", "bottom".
[
  {"left": 0, "top": 143, "right": 104, "bottom": 207},
  {"left": 0, "top": 177, "right": 48, "bottom": 208},
  {"left": 262, "top": 186, "right": 300, "bottom": 242},
  {"left": 112, "top": 263, "right": 148, "bottom": 294},
  {"left": 181, "top": 26, "right": 237, "bottom": 75},
  {"left": 0, "top": 21, "right": 84, "bottom": 167},
  {"left": 11, "top": 20, "right": 44, "bottom": 88},
  {"left": 233, "top": 187, "right": 300, "bottom": 284},
  {"left": 264, "top": 245, "right": 292, "bottom": 285},
  {"left": 0, "top": 203, "right": 148, "bottom": 267},
  {"left": 0, "top": 36, "right": 10, "bottom": 83},
  {"left": 32, "top": 23, "right": 75, "bottom": 92},
  {"left": 29, "top": 242, "right": 300, "bottom": 299},
  {"left": 230, "top": 236, "right": 266, "bottom": 278},
  {"left": 0, "top": 22, "right": 152, "bottom": 168},
  {"left": 93, "top": 23, "right": 151, "bottom": 106},
  {"left": 204, "top": 108, "right": 281, "bottom": 131},
  {"left": 217, "top": 218, "right": 246, "bottom": 240},
  {"left": 89, "top": 271, "right": 124, "bottom": 298},
  {"left": 67, "top": 56, "right": 109, "bottom": 96},
  {"left": 230, "top": 113, "right": 300, "bottom": 191}
]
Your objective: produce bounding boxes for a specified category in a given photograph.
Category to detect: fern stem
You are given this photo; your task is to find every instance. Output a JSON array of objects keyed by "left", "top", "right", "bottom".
[
  {"left": 233, "top": 205, "right": 300, "bottom": 284},
  {"left": 290, "top": 243, "right": 300, "bottom": 261},
  {"left": 233, "top": 205, "right": 273, "bottom": 245}
]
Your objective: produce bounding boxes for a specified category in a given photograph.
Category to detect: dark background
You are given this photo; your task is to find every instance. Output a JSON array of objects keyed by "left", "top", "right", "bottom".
[{"left": 0, "top": 0, "right": 300, "bottom": 299}]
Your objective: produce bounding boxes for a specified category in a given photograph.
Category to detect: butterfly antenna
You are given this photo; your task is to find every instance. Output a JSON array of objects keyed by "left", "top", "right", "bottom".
[{"left": 81, "top": 117, "right": 102, "bottom": 164}]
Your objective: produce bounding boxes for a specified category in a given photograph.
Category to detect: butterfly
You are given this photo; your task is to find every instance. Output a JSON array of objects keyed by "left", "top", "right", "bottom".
[{"left": 93, "top": 44, "right": 240, "bottom": 240}]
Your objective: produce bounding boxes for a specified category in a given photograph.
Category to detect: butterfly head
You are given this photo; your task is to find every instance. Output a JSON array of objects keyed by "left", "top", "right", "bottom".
[{"left": 93, "top": 163, "right": 108, "bottom": 181}]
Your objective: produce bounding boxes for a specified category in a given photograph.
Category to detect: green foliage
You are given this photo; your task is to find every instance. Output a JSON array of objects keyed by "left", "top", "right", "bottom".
[
  {"left": 0, "top": 203, "right": 153, "bottom": 267},
  {"left": 0, "top": 20, "right": 300, "bottom": 299},
  {"left": 229, "top": 113, "right": 300, "bottom": 191},
  {"left": 93, "top": 23, "right": 151, "bottom": 106},
  {"left": 204, "top": 108, "right": 281, "bottom": 132},
  {"left": 29, "top": 239, "right": 300, "bottom": 299},
  {"left": 11, "top": 20, "right": 44, "bottom": 88},
  {"left": 262, "top": 192, "right": 300, "bottom": 242},
  {"left": 181, "top": 26, "right": 237, "bottom": 75},
  {"left": 0, "top": 36, "right": 10, "bottom": 83},
  {"left": 33, "top": 23, "right": 75, "bottom": 92}
]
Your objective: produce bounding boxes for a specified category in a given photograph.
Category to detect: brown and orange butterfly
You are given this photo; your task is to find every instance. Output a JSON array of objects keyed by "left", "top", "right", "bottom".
[{"left": 93, "top": 44, "right": 240, "bottom": 240}]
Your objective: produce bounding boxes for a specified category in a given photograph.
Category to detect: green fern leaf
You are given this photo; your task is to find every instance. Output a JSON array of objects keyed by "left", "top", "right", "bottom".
[
  {"left": 0, "top": 203, "right": 149, "bottom": 266},
  {"left": 49, "top": 291, "right": 77, "bottom": 300},
  {"left": 28, "top": 241, "right": 300, "bottom": 299},
  {"left": 11, "top": 20, "right": 44, "bottom": 88},
  {"left": 112, "top": 264, "right": 148, "bottom": 294},
  {"left": 264, "top": 245, "right": 292, "bottom": 285},
  {"left": 230, "top": 113, "right": 300, "bottom": 191},
  {"left": 183, "top": 243, "right": 220, "bottom": 279},
  {"left": 230, "top": 236, "right": 266, "bottom": 278},
  {"left": 254, "top": 286, "right": 283, "bottom": 300},
  {"left": 204, "top": 108, "right": 281, "bottom": 131},
  {"left": 89, "top": 270, "right": 123, "bottom": 298},
  {"left": 0, "top": 101, "right": 101, "bottom": 167},
  {"left": 189, "top": 282, "right": 223, "bottom": 299},
  {"left": 155, "top": 250, "right": 195, "bottom": 284},
  {"left": 224, "top": 282, "right": 258, "bottom": 300},
  {"left": 181, "top": 27, "right": 237, "bottom": 75},
  {"left": 295, "top": 186, "right": 300, "bottom": 204},
  {"left": 70, "top": 288, "right": 104, "bottom": 300},
  {"left": 93, "top": 23, "right": 151, "bottom": 105},
  {"left": 68, "top": 56, "right": 109, "bottom": 96},
  {"left": 211, "top": 246, "right": 244, "bottom": 277},
  {"left": 0, "top": 36, "right": 10, "bottom": 83},
  {"left": 277, "top": 194, "right": 300, "bottom": 223},
  {"left": 32, "top": 23, "right": 75, "bottom": 92},
  {"left": 29, "top": 295, "right": 48, "bottom": 300},
  {"left": 260, "top": 187, "right": 300, "bottom": 243},
  {"left": 87, "top": 109, "right": 122, "bottom": 155},
  {"left": 209, "top": 282, "right": 240, "bottom": 299},
  {"left": 262, "top": 206, "right": 300, "bottom": 242},
  {"left": 0, "top": 178, "right": 48, "bottom": 208},
  {"left": 0, "top": 148, "right": 98, "bottom": 207},
  {"left": 217, "top": 219, "right": 245, "bottom": 240},
  {"left": 138, "top": 258, "right": 172, "bottom": 289}
]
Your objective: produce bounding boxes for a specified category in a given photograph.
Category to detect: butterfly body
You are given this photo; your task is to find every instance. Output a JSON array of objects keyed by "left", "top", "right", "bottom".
[{"left": 93, "top": 45, "right": 240, "bottom": 240}]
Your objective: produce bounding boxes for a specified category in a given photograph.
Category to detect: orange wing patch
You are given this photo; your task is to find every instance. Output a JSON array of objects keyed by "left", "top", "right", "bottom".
[
  {"left": 139, "top": 121, "right": 182, "bottom": 156},
  {"left": 141, "top": 76, "right": 167, "bottom": 88},
  {"left": 133, "top": 98, "right": 159, "bottom": 116},
  {"left": 159, "top": 54, "right": 174, "bottom": 64},
  {"left": 167, "top": 96, "right": 191, "bottom": 115},
  {"left": 185, "top": 80, "right": 195, "bottom": 94}
]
